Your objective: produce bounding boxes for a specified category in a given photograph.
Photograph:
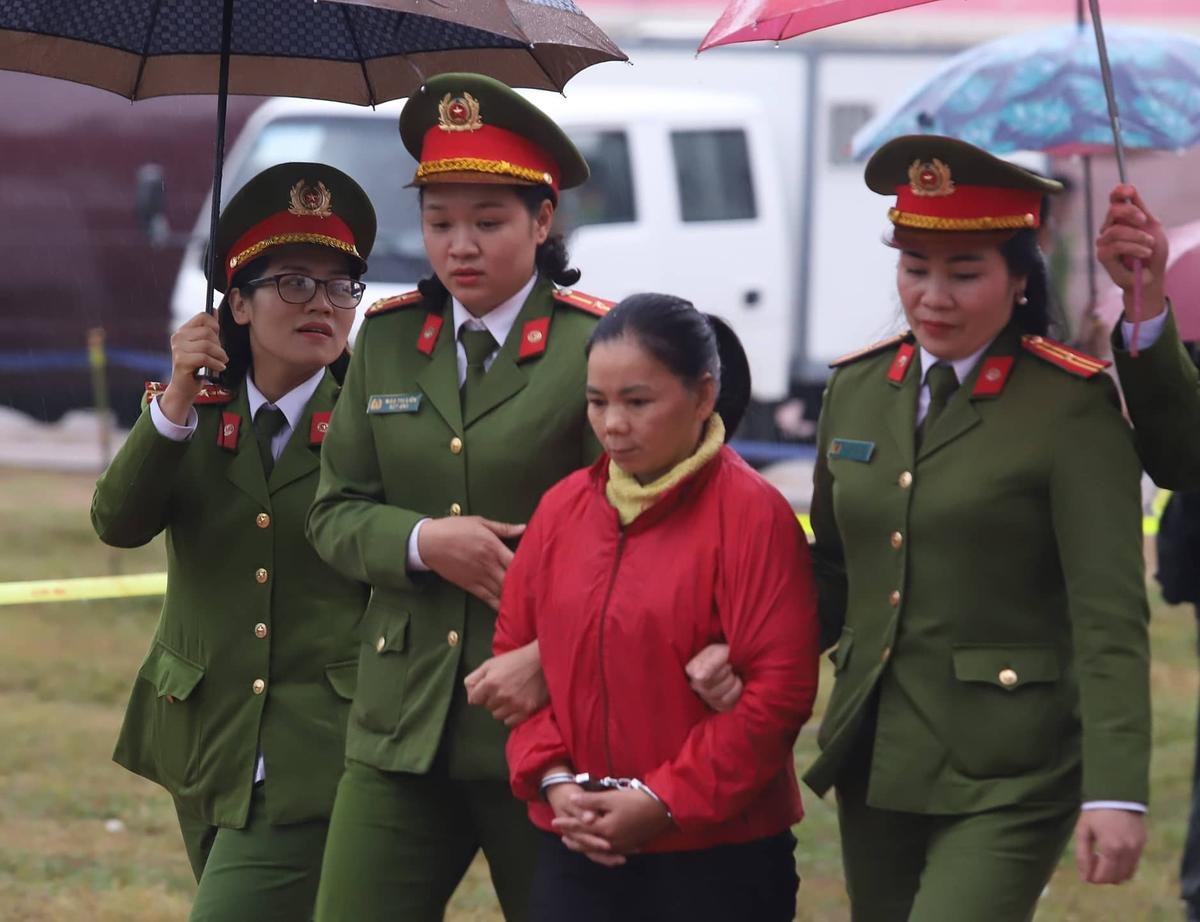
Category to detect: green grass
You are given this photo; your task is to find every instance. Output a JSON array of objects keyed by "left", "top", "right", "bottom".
[{"left": 0, "top": 468, "right": 1189, "bottom": 920}]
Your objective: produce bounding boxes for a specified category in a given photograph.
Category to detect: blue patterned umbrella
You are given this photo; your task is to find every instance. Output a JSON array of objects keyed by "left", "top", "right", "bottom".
[
  {"left": 0, "top": 0, "right": 625, "bottom": 320},
  {"left": 852, "top": 24, "right": 1200, "bottom": 159}
]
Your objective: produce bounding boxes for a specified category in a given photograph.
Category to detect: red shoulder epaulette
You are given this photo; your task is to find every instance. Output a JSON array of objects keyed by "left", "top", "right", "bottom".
[
  {"left": 142, "top": 381, "right": 234, "bottom": 405},
  {"left": 830, "top": 332, "right": 911, "bottom": 368},
  {"left": 365, "top": 290, "right": 423, "bottom": 317},
  {"left": 1020, "top": 335, "right": 1110, "bottom": 378},
  {"left": 553, "top": 288, "right": 614, "bottom": 317}
]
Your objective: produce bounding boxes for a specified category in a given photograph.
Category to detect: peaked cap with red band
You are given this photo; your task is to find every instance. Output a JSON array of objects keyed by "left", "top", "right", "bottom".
[
  {"left": 865, "top": 135, "right": 1062, "bottom": 234},
  {"left": 399, "top": 73, "right": 589, "bottom": 200},
  {"left": 213, "top": 162, "right": 377, "bottom": 292}
]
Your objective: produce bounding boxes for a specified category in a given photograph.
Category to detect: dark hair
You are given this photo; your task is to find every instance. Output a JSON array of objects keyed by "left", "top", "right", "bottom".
[
  {"left": 216, "top": 251, "right": 355, "bottom": 388},
  {"left": 1000, "top": 229, "right": 1054, "bottom": 337},
  {"left": 415, "top": 184, "right": 580, "bottom": 304},
  {"left": 585, "top": 293, "right": 752, "bottom": 438}
]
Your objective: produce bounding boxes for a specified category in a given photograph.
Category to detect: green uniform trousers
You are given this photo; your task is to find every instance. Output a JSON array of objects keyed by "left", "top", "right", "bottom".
[
  {"left": 174, "top": 783, "right": 330, "bottom": 921},
  {"left": 315, "top": 758, "right": 540, "bottom": 922},
  {"left": 836, "top": 752, "right": 1077, "bottom": 922}
]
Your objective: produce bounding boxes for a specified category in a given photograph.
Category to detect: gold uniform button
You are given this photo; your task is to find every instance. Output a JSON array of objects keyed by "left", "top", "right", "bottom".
[
  {"left": 890, "top": 531, "right": 904, "bottom": 550},
  {"left": 999, "top": 668, "right": 1019, "bottom": 687},
  {"left": 889, "top": 589, "right": 901, "bottom": 606},
  {"left": 254, "top": 622, "right": 268, "bottom": 639},
  {"left": 256, "top": 512, "right": 271, "bottom": 529},
  {"left": 898, "top": 471, "right": 913, "bottom": 489},
  {"left": 881, "top": 646, "right": 892, "bottom": 662},
  {"left": 447, "top": 630, "right": 461, "bottom": 647},
  {"left": 255, "top": 568, "right": 269, "bottom": 584},
  {"left": 450, "top": 503, "right": 463, "bottom": 516},
  {"left": 376, "top": 635, "right": 386, "bottom": 653},
  {"left": 450, "top": 437, "right": 463, "bottom": 455},
  {"left": 252, "top": 678, "right": 266, "bottom": 695}
]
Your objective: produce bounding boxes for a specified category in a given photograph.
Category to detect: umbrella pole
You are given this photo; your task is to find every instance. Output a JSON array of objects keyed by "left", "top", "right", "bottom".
[
  {"left": 1082, "top": 154, "right": 1100, "bottom": 332},
  {"left": 204, "top": 0, "right": 235, "bottom": 319}
]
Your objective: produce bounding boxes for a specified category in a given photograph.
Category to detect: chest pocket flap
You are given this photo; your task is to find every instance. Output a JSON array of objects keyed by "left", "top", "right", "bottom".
[{"left": 138, "top": 641, "right": 205, "bottom": 701}]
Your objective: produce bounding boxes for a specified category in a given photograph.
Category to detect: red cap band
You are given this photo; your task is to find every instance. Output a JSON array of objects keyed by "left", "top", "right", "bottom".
[
  {"left": 891, "top": 183, "right": 1042, "bottom": 232},
  {"left": 417, "top": 123, "right": 559, "bottom": 192},
  {"left": 226, "top": 211, "right": 360, "bottom": 285}
]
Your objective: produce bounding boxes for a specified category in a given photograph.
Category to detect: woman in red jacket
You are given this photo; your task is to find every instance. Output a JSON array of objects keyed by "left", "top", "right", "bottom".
[{"left": 493, "top": 293, "right": 821, "bottom": 921}]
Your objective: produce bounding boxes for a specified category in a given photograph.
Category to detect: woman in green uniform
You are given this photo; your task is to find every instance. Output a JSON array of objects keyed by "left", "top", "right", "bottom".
[
  {"left": 92, "top": 162, "right": 374, "bottom": 921},
  {"left": 804, "top": 136, "right": 1150, "bottom": 921},
  {"left": 306, "top": 73, "right": 610, "bottom": 922}
]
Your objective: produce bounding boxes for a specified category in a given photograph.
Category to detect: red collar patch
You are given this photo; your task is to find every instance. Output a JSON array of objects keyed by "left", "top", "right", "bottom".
[
  {"left": 887, "top": 342, "right": 916, "bottom": 384},
  {"left": 517, "top": 317, "right": 550, "bottom": 362},
  {"left": 217, "top": 412, "right": 241, "bottom": 452},
  {"left": 416, "top": 313, "right": 444, "bottom": 356},
  {"left": 972, "top": 356, "right": 1014, "bottom": 397},
  {"left": 310, "top": 411, "right": 331, "bottom": 446}
]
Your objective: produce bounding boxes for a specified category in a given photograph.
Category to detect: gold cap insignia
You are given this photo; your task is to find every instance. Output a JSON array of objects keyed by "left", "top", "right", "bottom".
[
  {"left": 288, "top": 180, "right": 333, "bottom": 218},
  {"left": 908, "top": 159, "right": 955, "bottom": 197},
  {"left": 438, "top": 92, "right": 483, "bottom": 132}
]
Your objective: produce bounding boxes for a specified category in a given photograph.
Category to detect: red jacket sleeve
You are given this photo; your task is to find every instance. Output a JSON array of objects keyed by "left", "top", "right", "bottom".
[
  {"left": 495, "top": 500, "right": 572, "bottom": 800},
  {"left": 644, "top": 488, "right": 820, "bottom": 829}
]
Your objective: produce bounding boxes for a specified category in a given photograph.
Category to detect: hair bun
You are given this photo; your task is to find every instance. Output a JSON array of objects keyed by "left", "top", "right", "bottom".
[{"left": 705, "top": 314, "right": 751, "bottom": 440}]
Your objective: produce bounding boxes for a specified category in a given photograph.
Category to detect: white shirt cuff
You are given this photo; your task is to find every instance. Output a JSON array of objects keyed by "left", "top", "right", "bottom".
[
  {"left": 1081, "top": 800, "right": 1147, "bottom": 813},
  {"left": 407, "top": 518, "right": 432, "bottom": 572},
  {"left": 149, "top": 396, "right": 198, "bottom": 441},
  {"left": 1120, "top": 310, "right": 1168, "bottom": 351}
]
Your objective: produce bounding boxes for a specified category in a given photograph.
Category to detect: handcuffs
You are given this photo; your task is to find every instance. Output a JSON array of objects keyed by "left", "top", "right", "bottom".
[{"left": 539, "top": 771, "right": 672, "bottom": 820}]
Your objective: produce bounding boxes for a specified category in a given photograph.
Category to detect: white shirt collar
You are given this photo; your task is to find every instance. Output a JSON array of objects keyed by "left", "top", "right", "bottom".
[
  {"left": 246, "top": 367, "right": 325, "bottom": 431},
  {"left": 451, "top": 272, "right": 538, "bottom": 349},
  {"left": 919, "top": 341, "right": 992, "bottom": 386}
]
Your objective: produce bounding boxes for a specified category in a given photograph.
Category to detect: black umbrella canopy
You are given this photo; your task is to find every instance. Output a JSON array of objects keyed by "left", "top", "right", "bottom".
[{"left": 0, "top": 0, "right": 626, "bottom": 101}]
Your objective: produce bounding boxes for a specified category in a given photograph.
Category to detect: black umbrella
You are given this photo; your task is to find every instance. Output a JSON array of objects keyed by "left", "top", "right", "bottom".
[{"left": 0, "top": 0, "right": 626, "bottom": 319}]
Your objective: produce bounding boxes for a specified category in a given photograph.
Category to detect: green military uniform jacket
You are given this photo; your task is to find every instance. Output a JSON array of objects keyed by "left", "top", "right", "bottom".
[
  {"left": 307, "top": 277, "right": 603, "bottom": 780},
  {"left": 1112, "top": 308, "right": 1200, "bottom": 490},
  {"left": 92, "top": 370, "right": 366, "bottom": 828},
  {"left": 803, "top": 321, "right": 1151, "bottom": 814}
]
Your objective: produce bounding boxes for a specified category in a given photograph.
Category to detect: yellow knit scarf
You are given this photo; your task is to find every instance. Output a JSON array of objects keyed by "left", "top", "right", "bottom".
[{"left": 605, "top": 414, "right": 726, "bottom": 526}]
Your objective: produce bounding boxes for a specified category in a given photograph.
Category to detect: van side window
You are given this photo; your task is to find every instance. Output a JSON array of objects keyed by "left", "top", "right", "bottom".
[
  {"left": 556, "top": 130, "right": 635, "bottom": 231},
  {"left": 671, "top": 130, "right": 757, "bottom": 222}
]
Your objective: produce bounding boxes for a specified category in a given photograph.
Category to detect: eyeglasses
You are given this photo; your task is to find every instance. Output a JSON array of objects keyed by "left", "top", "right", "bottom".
[{"left": 246, "top": 273, "right": 366, "bottom": 310}]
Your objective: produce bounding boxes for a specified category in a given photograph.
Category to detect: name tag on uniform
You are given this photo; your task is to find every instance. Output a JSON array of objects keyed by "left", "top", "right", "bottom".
[
  {"left": 828, "top": 438, "right": 875, "bottom": 463},
  {"left": 367, "top": 393, "right": 422, "bottom": 414}
]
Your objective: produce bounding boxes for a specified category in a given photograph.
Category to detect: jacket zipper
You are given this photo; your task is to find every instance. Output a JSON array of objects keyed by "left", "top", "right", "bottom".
[{"left": 597, "top": 528, "right": 626, "bottom": 775}]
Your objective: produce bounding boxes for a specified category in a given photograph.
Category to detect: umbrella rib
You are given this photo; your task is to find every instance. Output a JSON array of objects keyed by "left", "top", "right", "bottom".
[
  {"left": 130, "top": 0, "right": 167, "bottom": 101},
  {"left": 338, "top": 5, "right": 379, "bottom": 106}
]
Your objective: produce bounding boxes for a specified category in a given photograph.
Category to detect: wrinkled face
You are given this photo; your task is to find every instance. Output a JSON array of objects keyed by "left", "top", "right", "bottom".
[
  {"left": 230, "top": 245, "right": 357, "bottom": 373},
  {"left": 895, "top": 232, "right": 1026, "bottom": 361},
  {"left": 421, "top": 183, "right": 553, "bottom": 316},
  {"left": 586, "top": 334, "right": 716, "bottom": 485}
]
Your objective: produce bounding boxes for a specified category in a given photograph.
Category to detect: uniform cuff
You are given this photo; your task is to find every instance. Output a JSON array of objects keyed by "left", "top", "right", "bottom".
[
  {"left": 1119, "top": 309, "right": 1169, "bottom": 352},
  {"left": 1081, "top": 800, "right": 1147, "bottom": 813},
  {"left": 149, "top": 396, "right": 198, "bottom": 441},
  {"left": 407, "top": 518, "right": 431, "bottom": 572}
]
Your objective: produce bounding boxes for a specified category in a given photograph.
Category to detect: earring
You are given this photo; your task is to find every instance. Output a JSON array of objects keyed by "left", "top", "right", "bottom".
[{"left": 1016, "top": 293, "right": 1029, "bottom": 306}]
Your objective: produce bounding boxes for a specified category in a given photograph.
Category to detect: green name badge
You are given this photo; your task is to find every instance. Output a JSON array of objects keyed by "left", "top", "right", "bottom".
[
  {"left": 367, "top": 393, "right": 422, "bottom": 414},
  {"left": 828, "top": 438, "right": 875, "bottom": 463}
]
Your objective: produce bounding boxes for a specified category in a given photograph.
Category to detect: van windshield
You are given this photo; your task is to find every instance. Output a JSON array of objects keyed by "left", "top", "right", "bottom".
[{"left": 226, "top": 116, "right": 431, "bottom": 283}]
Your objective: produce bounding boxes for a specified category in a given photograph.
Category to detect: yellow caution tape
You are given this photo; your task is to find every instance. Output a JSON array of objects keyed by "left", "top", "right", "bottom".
[{"left": 0, "top": 572, "right": 166, "bottom": 607}]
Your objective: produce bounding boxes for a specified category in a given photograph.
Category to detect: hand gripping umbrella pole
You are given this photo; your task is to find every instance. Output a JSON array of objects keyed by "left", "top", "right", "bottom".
[{"left": 1087, "top": 0, "right": 1145, "bottom": 355}]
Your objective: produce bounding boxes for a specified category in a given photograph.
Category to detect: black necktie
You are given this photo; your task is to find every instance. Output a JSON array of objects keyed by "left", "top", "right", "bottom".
[
  {"left": 917, "top": 363, "right": 959, "bottom": 449},
  {"left": 254, "top": 406, "right": 288, "bottom": 477},
  {"left": 459, "top": 326, "right": 498, "bottom": 416}
]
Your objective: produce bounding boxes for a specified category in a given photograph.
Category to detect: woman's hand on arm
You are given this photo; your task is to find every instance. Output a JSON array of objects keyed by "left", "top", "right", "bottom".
[
  {"left": 685, "top": 643, "right": 743, "bottom": 712},
  {"left": 159, "top": 312, "right": 229, "bottom": 424},
  {"left": 465, "top": 640, "right": 547, "bottom": 726},
  {"left": 1096, "top": 184, "right": 1169, "bottom": 321},
  {"left": 417, "top": 515, "right": 525, "bottom": 610}
]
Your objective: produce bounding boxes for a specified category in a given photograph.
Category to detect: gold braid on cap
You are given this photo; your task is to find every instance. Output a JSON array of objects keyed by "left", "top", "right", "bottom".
[
  {"left": 228, "top": 233, "right": 361, "bottom": 270},
  {"left": 415, "top": 157, "right": 553, "bottom": 186},
  {"left": 888, "top": 209, "right": 1038, "bottom": 232}
]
